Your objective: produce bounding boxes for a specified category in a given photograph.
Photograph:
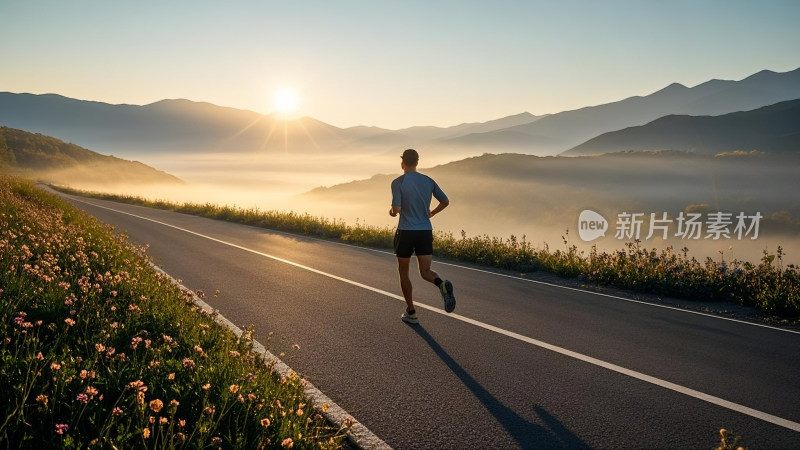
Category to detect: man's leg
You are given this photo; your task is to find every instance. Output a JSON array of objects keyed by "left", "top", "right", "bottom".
[
  {"left": 397, "top": 257, "right": 414, "bottom": 312},
  {"left": 418, "top": 254, "right": 456, "bottom": 313},
  {"left": 416, "top": 254, "right": 440, "bottom": 284}
]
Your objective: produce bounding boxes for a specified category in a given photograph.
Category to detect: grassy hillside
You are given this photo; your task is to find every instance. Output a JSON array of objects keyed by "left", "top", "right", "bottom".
[
  {"left": 0, "top": 176, "right": 346, "bottom": 448},
  {"left": 0, "top": 126, "right": 182, "bottom": 187}
]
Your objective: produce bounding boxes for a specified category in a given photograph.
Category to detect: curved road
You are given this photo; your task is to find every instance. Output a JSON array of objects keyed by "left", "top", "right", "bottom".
[{"left": 56, "top": 191, "right": 800, "bottom": 449}]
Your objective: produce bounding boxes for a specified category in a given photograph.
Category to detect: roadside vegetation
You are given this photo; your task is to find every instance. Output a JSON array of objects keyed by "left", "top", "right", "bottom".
[
  {"left": 0, "top": 176, "right": 347, "bottom": 448},
  {"left": 51, "top": 186, "right": 799, "bottom": 320}
]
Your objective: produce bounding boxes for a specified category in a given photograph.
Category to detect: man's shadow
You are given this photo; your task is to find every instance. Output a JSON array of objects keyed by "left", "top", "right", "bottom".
[{"left": 408, "top": 324, "right": 588, "bottom": 449}]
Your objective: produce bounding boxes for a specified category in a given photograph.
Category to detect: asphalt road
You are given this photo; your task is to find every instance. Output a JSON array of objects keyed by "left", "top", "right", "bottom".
[{"left": 56, "top": 191, "right": 800, "bottom": 449}]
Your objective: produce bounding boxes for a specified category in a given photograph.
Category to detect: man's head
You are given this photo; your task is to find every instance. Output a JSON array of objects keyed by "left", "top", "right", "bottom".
[{"left": 401, "top": 149, "right": 419, "bottom": 167}]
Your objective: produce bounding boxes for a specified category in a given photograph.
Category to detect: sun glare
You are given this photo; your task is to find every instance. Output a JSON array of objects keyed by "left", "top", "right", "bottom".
[{"left": 273, "top": 88, "right": 298, "bottom": 117}]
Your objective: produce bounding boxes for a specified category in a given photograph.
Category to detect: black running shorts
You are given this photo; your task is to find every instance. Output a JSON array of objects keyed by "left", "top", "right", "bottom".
[{"left": 394, "top": 229, "right": 434, "bottom": 258}]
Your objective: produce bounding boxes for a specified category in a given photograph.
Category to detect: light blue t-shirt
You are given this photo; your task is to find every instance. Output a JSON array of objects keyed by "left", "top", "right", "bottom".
[{"left": 391, "top": 171, "right": 448, "bottom": 230}]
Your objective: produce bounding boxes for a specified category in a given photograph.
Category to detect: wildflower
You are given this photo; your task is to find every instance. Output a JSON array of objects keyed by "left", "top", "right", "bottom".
[
  {"left": 76, "top": 393, "right": 88, "bottom": 403},
  {"left": 112, "top": 407, "right": 123, "bottom": 416},
  {"left": 212, "top": 437, "right": 222, "bottom": 444},
  {"left": 137, "top": 391, "right": 146, "bottom": 405},
  {"left": 194, "top": 345, "right": 203, "bottom": 354},
  {"left": 144, "top": 339, "right": 151, "bottom": 349},
  {"left": 128, "top": 304, "right": 139, "bottom": 312},
  {"left": 85, "top": 386, "right": 99, "bottom": 396},
  {"left": 55, "top": 424, "right": 68, "bottom": 435},
  {"left": 229, "top": 350, "right": 240, "bottom": 357},
  {"left": 143, "top": 428, "right": 150, "bottom": 439},
  {"left": 248, "top": 393, "right": 256, "bottom": 401},
  {"left": 160, "top": 417, "right": 168, "bottom": 425},
  {"left": 179, "top": 419, "right": 186, "bottom": 427},
  {"left": 131, "top": 336, "right": 142, "bottom": 349},
  {"left": 79, "top": 370, "right": 88, "bottom": 379},
  {"left": 182, "top": 358, "right": 195, "bottom": 369},
  {"left": 110, "top": 322, "right": 118, "bottom": 329},
  {"left": 202, "top": 383, "right": 211, "bottom": 391},
  {"left": 170, "top": 399, "right": 179, "bottom": 408},
  {"left": 177, "top": 432, "right": 186, "bottom": 441},
  {"left": 281, "top": 438, "right": 294, "bottom": 448},
  {"left": 64, "top": 318, "right": 75, "bottom": 327},
  {"left": 296, "top": 408, "right": 304, "bottom": 416},
  {"left": 238, "top": 394, "right": 245, "bottom": 403},
  {"left": 14, "top": 316, "right": 24, "bottom": 325},
  {"left": 229, "top": 384, "right": 239, "bottom": 395},
  {"left": 149, "top": 416, "right": 155, "bottom": 424},
  {"left": 36, "top": 394, "right": 48, "bottom": 406},
  {"left": 149, "top": 399, "right": 164, "bottom": 413},
  {"left": 203, "top": 406, "right": 215, "bottom": 416},
  {"left": 95, "top": 343, "right": 105, "bottom": 353},
  {"left": 36, "top": 352, "right": 44, "bottom": 361},
  {"left": 168, "top": 373, "right": 175, "bottom": 380},
  {"left": 260, "top": 418, "right": 270, "bottom": 427}
]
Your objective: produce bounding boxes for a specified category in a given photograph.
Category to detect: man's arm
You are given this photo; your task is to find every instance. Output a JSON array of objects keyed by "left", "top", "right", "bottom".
[{"left": 429, "top": 200, "right": 449, "bottom": 217}]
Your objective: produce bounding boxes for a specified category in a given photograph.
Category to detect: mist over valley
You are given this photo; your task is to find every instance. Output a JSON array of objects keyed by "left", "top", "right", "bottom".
[{"left": 2, "top": 67, "right": 799, "bottom": 265}]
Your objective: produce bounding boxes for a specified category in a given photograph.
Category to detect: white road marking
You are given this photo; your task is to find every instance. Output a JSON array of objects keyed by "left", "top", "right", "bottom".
[{"left": 69, "top": 196, "right": 800, "bottom": 433}]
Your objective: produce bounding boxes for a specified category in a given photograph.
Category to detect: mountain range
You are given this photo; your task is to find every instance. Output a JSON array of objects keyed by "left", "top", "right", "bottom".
[
  {"left": 1, "top": 66, "right": 798, "bottom": 159},
  {"left": 564, "top": 98, "right": 800, "bottom": 156}
]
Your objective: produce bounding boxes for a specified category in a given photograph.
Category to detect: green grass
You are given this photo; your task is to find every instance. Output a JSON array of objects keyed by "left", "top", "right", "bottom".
[
  {"left": 51, "top": 185, "right": 800, "bottom": 320},
  {"left": 0, "top": 176, "right": 347, "bottom": 448}
]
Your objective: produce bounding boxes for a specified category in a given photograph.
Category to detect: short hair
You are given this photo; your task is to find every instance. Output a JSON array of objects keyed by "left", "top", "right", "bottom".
[{"left": 401, "top": 149, "right": 419, "bottom": 166}]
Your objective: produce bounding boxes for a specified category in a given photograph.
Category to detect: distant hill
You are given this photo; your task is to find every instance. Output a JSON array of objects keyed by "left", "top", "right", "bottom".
[
  {"left": 302, "top": 151, "right": 800, "bottom": 245},
  {"left": 491, "top": 67, "right": 800, "bottom": 155},
  {"left": 0, "top": 93, "right": 352, "bottom": 157},
  {"left": 0, "top": 127, "right": 182, "bottom": 186},
  {"left": 563, "top": 99, "right": 800, "bottom": 156}
]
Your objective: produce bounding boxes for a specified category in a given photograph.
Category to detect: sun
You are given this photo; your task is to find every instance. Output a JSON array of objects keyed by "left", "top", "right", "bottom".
[{"left": 273, "top": 87, "right": 298, "bottom": 117}]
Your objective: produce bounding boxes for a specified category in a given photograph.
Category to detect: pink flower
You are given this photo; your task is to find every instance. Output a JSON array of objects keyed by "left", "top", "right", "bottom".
[
  {"left": 76, "top": 393, "right": 88, "bottom": 403},
  {"left": 112, "top": 407, "right": 123, "bottom": 416},
  {"left": 55, "top": 424, "right": 68, "bottom": 435},
  {"left": 64, "top": 318, "right": 75, "bottom": 327},
  {"left": 281, "top": 438, "right": 294, "bottom": 448},
  {"left": 182, "top": 358, "right": 195, "bottom": 369}
]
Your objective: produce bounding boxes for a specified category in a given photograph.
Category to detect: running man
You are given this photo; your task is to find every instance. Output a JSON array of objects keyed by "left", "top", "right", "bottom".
[{"left": 390, "top": 149, "right": 455, "bottom": 324}]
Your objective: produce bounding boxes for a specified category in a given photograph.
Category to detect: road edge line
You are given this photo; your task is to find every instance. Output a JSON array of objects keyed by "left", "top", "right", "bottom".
[{"left": 149, "top": 263, "right": 392, "bottom": 450}]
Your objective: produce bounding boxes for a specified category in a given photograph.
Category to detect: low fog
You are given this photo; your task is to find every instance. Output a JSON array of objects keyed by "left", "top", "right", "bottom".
[{"left": 59, "top": 149, "right": 800, "bottom": 266}]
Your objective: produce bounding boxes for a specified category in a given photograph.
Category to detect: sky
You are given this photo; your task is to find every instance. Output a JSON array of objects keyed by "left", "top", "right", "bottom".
[{"left": 1, "top": 0, "right": 799, "bottom": 129}]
